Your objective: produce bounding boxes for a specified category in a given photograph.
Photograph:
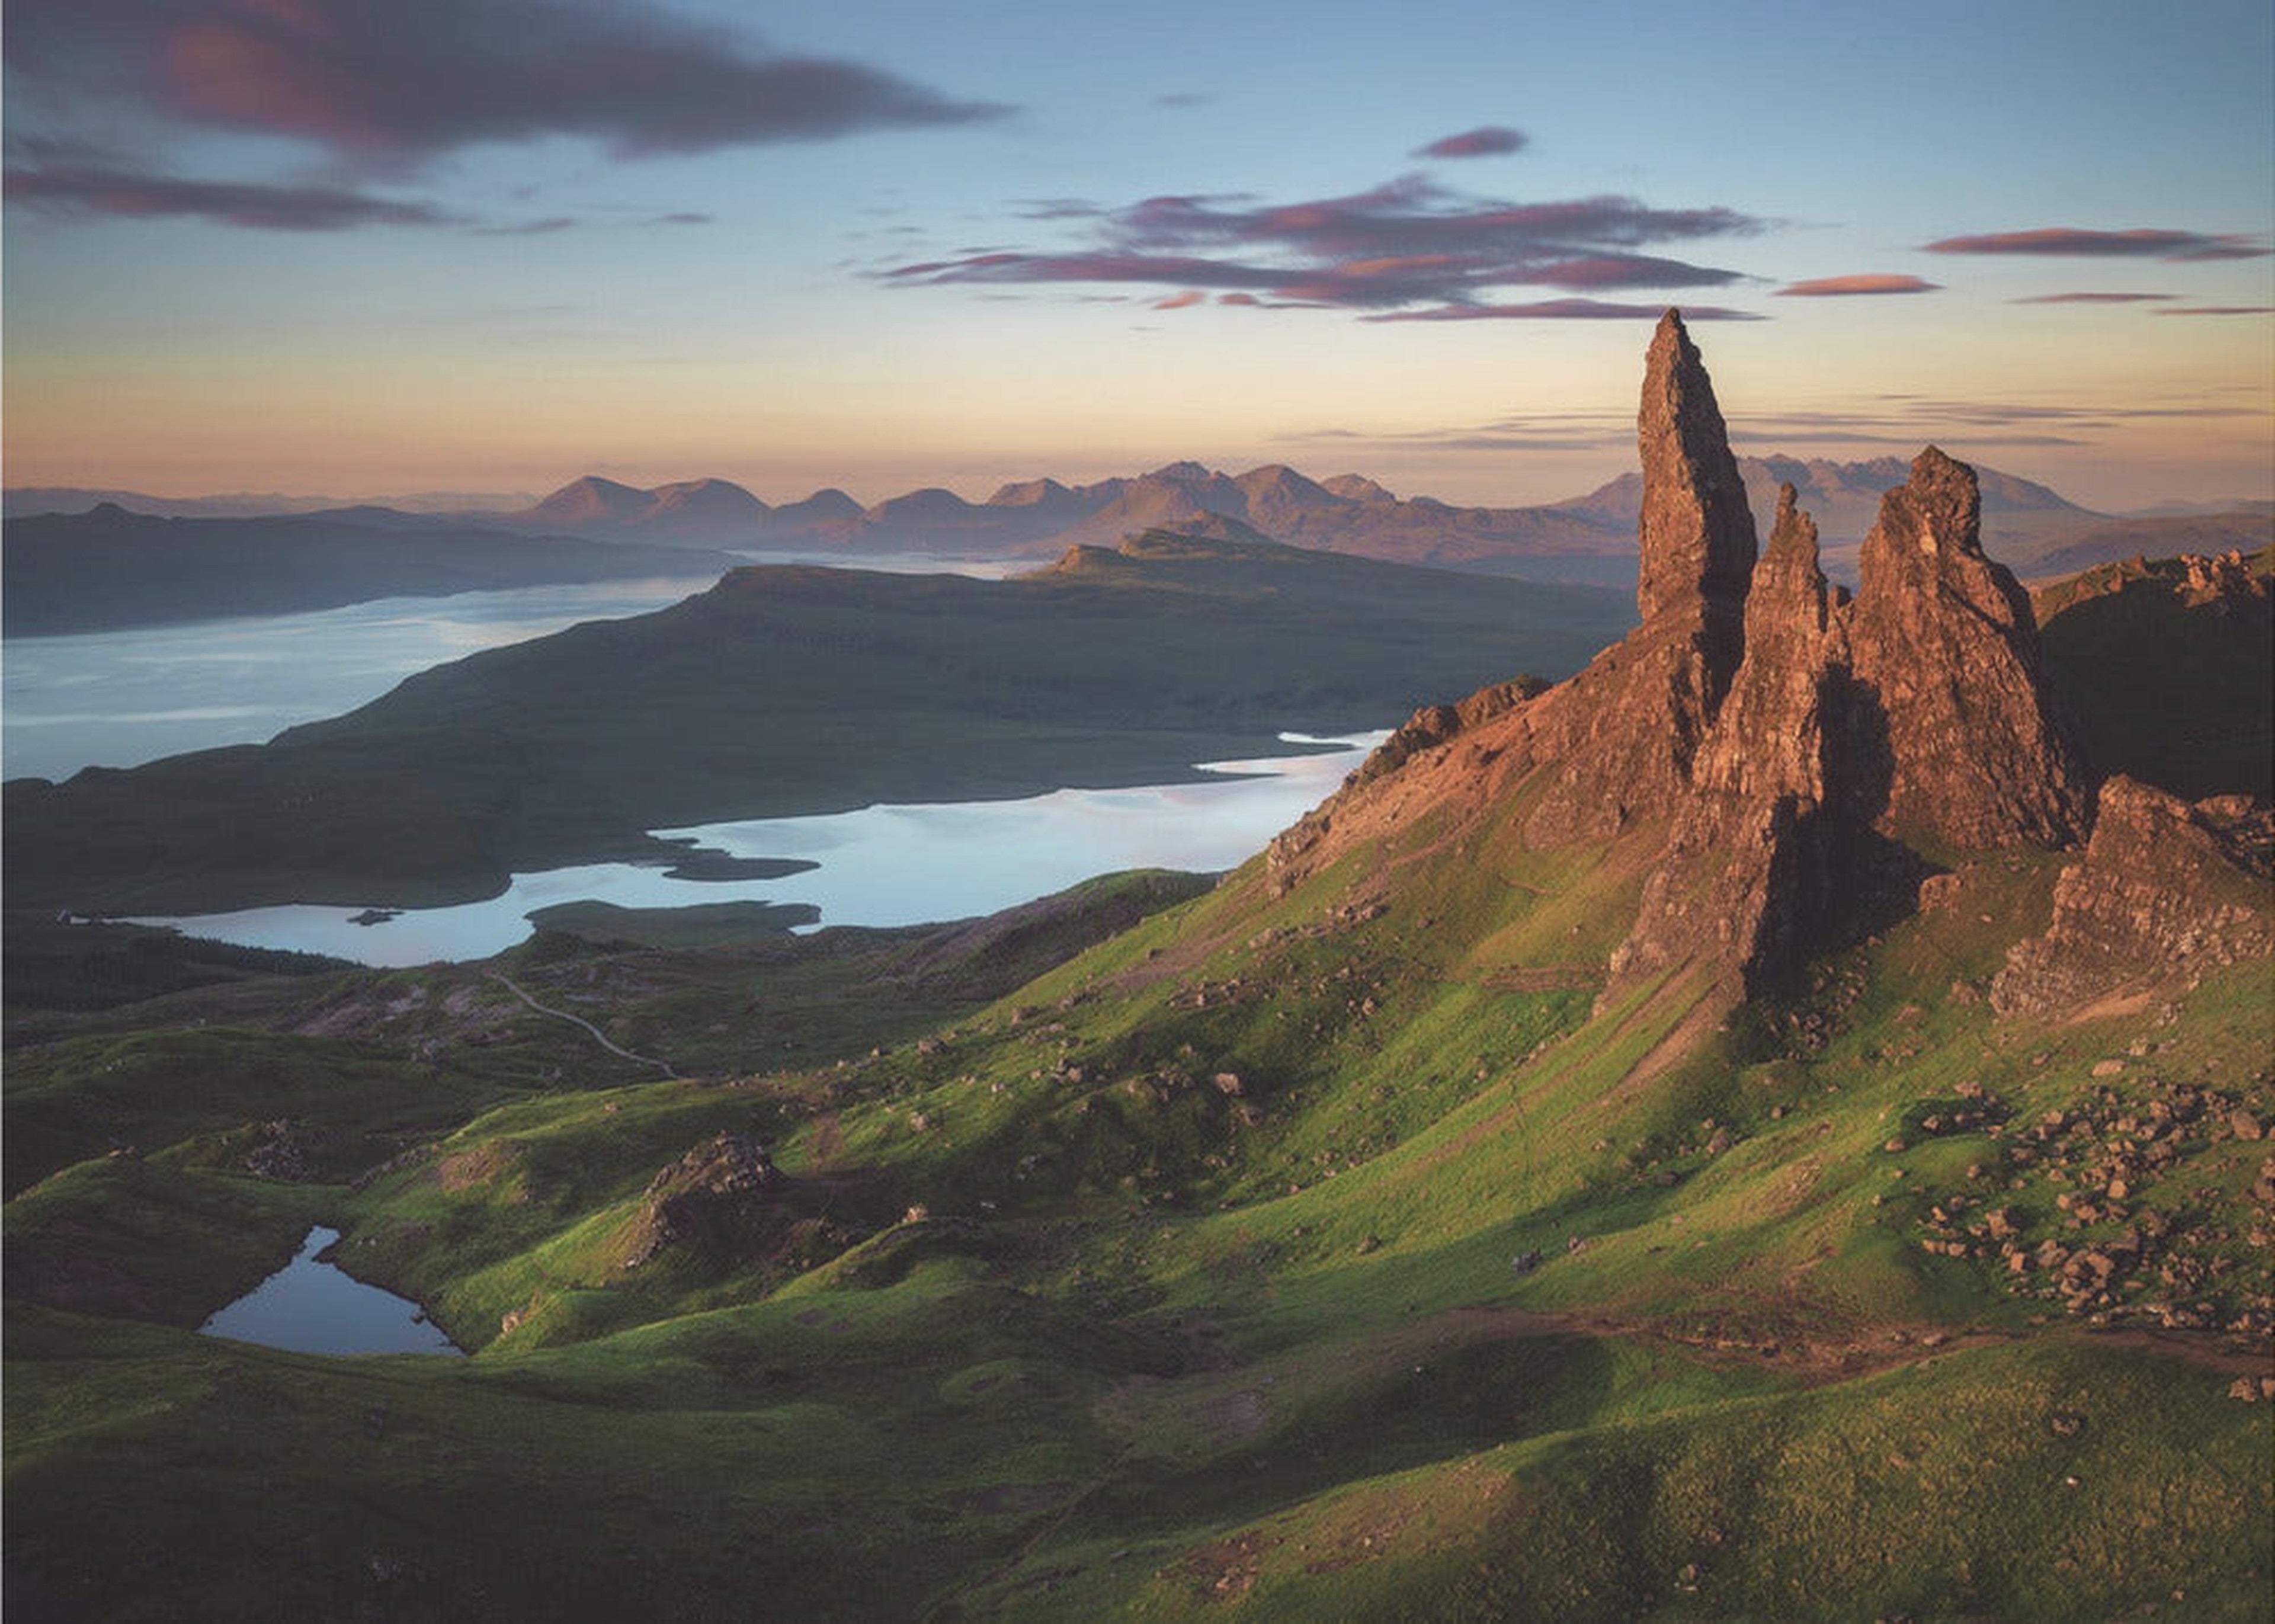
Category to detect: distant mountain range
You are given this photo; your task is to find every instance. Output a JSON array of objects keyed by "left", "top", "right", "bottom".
[{"left": 8, "top": 457, "right": 2267, "bottom": 635}]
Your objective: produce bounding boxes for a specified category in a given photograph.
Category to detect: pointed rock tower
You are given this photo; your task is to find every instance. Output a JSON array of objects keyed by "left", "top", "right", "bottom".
[
  {"left": 1607, "top": 486, "right": 1851, "bottom": 1001},
  {"left": 1273, "top": 318, "right": 2100, "bottom": 1009},
  {"left": 1514, "top": 310, "right": 1763, "bottom": 843},
  {"left": 1635, "top": 308, "right": 1758, "bottom": 688},
  {"left": 1845, "top": 446, "right": 2093, "bottom": 848}
]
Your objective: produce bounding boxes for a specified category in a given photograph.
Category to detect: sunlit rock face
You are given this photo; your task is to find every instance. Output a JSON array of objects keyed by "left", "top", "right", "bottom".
[{"left": 1847, "top": 444, "right": 2094, "bottom": 851}]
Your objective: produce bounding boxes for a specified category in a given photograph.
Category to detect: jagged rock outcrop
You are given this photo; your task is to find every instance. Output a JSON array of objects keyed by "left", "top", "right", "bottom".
[
  {"left": 1516, "top": 310, "right": 1763, "bottom": 843},
  {"left": 1847, "top": 446, "right": 2093, "bottom": 848},
  {"left": 623, "top": 1133, "right": 786, "bottom": 1268},
  {"left": 1347, "top": 678, "right": 1547, "bottom": 790},
  {"left": 1991, "top": 777, "right": 2274, "bottom": 1015},
  {"left": 1274, "top": 316, "right": 2115, "bottom": 1008},
  {"left": 1633, "top": 309, "right": 1759, "bottom": 670},
  {"left": 1608, "top": 488, "right": 1848, "bottom": 1000}
]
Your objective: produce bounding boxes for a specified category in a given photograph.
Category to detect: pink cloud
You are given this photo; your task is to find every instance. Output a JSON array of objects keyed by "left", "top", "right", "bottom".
[
  {"left": 880, "top": 175, "right": 1765, "bottom": 315},
  {"left": 1774, "top": 274, "right": 1941, "bottom": 297},
  {"left": 2008, "top": 292, "right": 2177, "bottom": 304}
]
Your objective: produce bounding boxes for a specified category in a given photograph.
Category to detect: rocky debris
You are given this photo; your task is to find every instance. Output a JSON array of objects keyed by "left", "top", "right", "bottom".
[
  {"left": 1904, "top": 1076, "right": 2273, "bottom": 1340},
  {"left": 242, "top": 1119, "right": 330, "bottom": 1181},
  {"left": 2178, "top": 549, "right": 2270, "bottom": 608},
  {"left": 1847, "top": 447, "right": 2093, "bottom": 849},
  {"left": 623, "top": 1133, "right": 786, "bottom": 1268},
  {"left": 2193, "top": 795, "right": 2275, "bottom": 881},
  {"left": 1992, "top": 776, "right": 2274, "bottom": 1016}
]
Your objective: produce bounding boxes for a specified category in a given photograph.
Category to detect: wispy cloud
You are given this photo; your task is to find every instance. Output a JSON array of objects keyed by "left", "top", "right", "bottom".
[
  {"left": 1414, "top": 126, "right": 1528, "bottom": 159},
  {"left": 475, "top": 216, "right": 578, "bottom": 237},
  {"left": 1364, "top": 298, "right": 1760, "bottom": 322},
  {"left": 6, "top": 0, "right": 1010, "bottom": 166},
  {"left": 2, "top": 162, "right": 459, "bottom": 230},
  {"left": 882, "top": 172, "right": 1768, "bottom": 318},
  {"left": 1774, "top": 273, "right": 1940, "bottom": 297},
  {"left": 1922, "top": 227, "right": 2268, "bottom": 261},
  {"left": 2153, "top": 305, "right": 2275, "bottom": 316},
  {"left": 2008, "top": 291, "right": 2178, "bottom": 304}
]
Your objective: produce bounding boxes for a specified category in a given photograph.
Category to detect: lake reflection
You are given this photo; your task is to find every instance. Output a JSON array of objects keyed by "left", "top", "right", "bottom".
[
  {"left": 132, "top": 732, "right": 1387, "bottom": 967},
  {"left": 199, "top": 1226, "right": 462, "bottom": 1357}
]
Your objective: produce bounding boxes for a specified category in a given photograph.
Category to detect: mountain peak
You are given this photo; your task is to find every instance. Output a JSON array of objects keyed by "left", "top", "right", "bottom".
[
  {"left": 1321, "top": 473, "right": 1395, "bottom": 504},
  {"left": 527, "top": 475, "right": 653, "bottom": 524}
]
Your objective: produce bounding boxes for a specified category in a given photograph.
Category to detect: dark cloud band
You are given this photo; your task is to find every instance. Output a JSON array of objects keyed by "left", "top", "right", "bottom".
[
  {"left": 883, "top": 173, "right": 1766, "bottom": 319},
  {"left": 1414, "top": 126, "right": 1529, "bottom": 159},
  {"left": 2, "top": 162, "right": 457, "bottom": 229},
  {"left": 6, "top": 0, "right": 1009, "bottom": 162},
  {"left": 1922, "top": 227, "right": 2267, "bottom": 261}
]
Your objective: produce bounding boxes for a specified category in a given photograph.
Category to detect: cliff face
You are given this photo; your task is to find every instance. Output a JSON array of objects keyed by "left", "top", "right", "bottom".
[
  {"left": 1277, "top": 309, "right": 2187, "bottom": 1010},
  {"left": 1847, "top": 446, "right": 2094, "bottom": 849},
  {"left": 1611, "top": 440, "right": 2097, "bottom": 1001},
  {"left": 1991, "top": 778, "right": 2274, "bottom": 1016},
  {"left": 1478, "top": 309, "right": 1762, "bottom": 846}
]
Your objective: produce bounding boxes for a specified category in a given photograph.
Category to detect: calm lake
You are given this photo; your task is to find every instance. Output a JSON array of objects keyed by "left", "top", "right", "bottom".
[
  {"left": 132, "top": 732, "right": 1384, "bottom": 966},
  {"left": 200, "top": 1226, "right": 462, "bottom": 1356}
]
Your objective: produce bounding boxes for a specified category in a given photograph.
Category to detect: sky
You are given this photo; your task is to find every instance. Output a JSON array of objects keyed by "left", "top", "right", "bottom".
[{"left": 4, "top": 0, "right": 2271, "bottom": 511}]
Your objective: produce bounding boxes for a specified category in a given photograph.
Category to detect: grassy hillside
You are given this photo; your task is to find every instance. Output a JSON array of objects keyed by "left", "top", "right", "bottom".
[
  {"left": 8, "top": 776, "right": 2268, "bottom": 1619},
  {"left": 7, "top": 521, "right": 2271, "bottom": 1619}
]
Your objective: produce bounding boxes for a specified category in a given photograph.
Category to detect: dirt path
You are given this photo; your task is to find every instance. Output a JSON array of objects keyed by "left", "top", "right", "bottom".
[{"left": 487, "top": 972, "right": 676, "bottom": 1077}]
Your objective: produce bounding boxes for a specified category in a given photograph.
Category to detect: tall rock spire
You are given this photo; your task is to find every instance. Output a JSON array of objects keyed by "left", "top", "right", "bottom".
[
  {"left": 1635, "top": 309, "right": 1758, "bottom": 696},
  {"left": 1847, "top": 446, "right": 2093, "bottom": 848},
  {"left": 1607, "top": 486, "right": 1849, "bottom": 1003}
]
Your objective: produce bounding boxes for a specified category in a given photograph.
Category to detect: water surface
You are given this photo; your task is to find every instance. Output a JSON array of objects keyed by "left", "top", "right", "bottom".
[
  {"left": 200, "top": 1226, "right": 462, "bottom": 1356},
  {"left": 133, "top": 732, "right": 1385, "bottom": 966}
]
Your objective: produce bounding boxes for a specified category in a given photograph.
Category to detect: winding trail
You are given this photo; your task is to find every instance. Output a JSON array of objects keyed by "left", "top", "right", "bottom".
[{"left": 487, "top": 972, "right": 677, "bottom": 1078}]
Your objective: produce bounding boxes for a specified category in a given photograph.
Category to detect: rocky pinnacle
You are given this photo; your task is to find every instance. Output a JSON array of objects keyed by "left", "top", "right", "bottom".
[
  {"left": 1848, "top": 445, "right": 2093, "bottom": 848},
  {"left": 1635, "top": 308, "right": 1758, "bottom": 690}
]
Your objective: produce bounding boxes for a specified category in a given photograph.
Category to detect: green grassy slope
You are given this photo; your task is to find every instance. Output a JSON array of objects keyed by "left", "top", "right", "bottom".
[
  {"left": 8, "top": 543, "right": 2272, "bottom": 1620},
  {"left": 9, "top": 743, "right": 2270, "bottom": 1619}
]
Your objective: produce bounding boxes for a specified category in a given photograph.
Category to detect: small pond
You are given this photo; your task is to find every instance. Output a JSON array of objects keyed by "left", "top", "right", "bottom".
[{"left": 199, "top": 1226, "right": 463, "bottom": 1356}]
